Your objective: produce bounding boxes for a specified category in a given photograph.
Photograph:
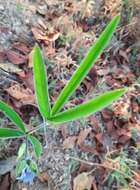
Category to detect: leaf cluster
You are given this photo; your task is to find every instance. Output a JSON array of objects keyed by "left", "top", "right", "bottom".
[
  {"left": 0, "top": 15, "right": 128, "bottom": 179},
  {"left": 33, "top": 15, "right": 127, "bottom": 124}
]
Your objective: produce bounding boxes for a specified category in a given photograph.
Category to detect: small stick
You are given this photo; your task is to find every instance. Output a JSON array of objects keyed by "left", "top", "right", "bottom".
[{"left": 69, "top": 156, "right": 140, "bottom": 187}]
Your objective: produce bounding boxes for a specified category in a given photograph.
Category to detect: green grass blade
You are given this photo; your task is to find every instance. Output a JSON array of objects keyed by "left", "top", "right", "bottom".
[
  {"left": 28, "top": 135, "right": 43, "bottom": 158},
  {"left": 51, "top": 15, "right": 120, "bottom": 115},
  {"left": 0, "top": 100, "right": 26, "bottom": 132},
  {"left": 0, "top": 128, "right": 24, "bottom": 138},
  {"left": 33, "top": 45, "right": 51, "bottom": 119},
  {"left": 49, "top": 88, "right": 127, "bottom": 124}
]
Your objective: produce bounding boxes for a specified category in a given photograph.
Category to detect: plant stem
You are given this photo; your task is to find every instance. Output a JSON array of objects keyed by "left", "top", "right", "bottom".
[
  {"left": 19, "top": 122, "right": 49, "bottom": 138},
  {"left": 25, "top": 136, "right": 29, "bottom": 159},
  {"left": 43, "top": 118, "right": 48, "bottom": 148},
  {"left": 27, "top": 122, "right": 46, "bottom": 135}
]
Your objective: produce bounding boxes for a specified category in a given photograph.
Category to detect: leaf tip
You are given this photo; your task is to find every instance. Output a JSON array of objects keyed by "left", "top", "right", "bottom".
[{"left": 116, "top": 87, "right": 128, "bottom": 95}]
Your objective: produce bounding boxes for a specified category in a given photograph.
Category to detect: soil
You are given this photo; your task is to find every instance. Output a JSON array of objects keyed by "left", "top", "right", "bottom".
[{"left": 0, "top": 0, "right": 140, "bottom": 190}]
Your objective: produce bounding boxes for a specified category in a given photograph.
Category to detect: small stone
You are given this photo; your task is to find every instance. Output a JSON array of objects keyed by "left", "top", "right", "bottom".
[{"left": 0, "top": 5, "right": 4, "bottom": 11}]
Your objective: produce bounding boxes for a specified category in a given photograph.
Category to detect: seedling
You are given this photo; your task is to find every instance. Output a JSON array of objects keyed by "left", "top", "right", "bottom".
[{"left": 0, "top": 15, "right": 128, "bottom": 183}]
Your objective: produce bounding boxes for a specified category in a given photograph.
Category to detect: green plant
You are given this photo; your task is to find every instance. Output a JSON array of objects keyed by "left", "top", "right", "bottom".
[
  {"left": 108, "top": 152, "right": 137, "bottom": 188},
  {"left": 0, "top": 15, "right": 127, "bottom": 183},
  {"left": 0, "top": 100, "right": 42, "bottom": 182},
  {"left": 33, "top": 15, "right": 127, "bottom": 124}
]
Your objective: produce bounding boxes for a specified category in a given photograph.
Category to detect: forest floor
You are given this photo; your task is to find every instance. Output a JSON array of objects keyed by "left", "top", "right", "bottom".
[{"left": 0, "top": 0, "right": 140, "bottom": 190}]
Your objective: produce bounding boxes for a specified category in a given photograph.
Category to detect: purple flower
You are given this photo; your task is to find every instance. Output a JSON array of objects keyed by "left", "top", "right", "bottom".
[{"left": 17, "top": 166, "right": 36, "bottom": 184}]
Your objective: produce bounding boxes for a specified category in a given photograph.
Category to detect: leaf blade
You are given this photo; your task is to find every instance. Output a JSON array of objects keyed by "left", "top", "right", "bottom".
[
  {"left": 33, "top": 45, "right": 51, "bottom": 119},
  {"left": 28, "top": 135, "right": 43, "bottom": 158},
  {"left": 51, "top": 15, "right": 120, "bottom": 115},
  {"left": 49, "top": 88, "right": 127, "bottom": 124},
  {"left": 0, "top": 100, "right": 26, "bottom": 132},
  {"left": 17, "top": 143, "right": 26, "bottom": 160},
  {"left": 16, "top": 160, "right": 27, "bottom": 177},
  {"left": 29, "top": 159, "right": 38, "bottom": 173},
  {"left": 0, "top": 128, "right": 24, "bottom": 138}
]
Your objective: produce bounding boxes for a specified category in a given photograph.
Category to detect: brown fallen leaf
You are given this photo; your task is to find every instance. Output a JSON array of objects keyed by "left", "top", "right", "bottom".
[
  {"left": 104, "top": 0, "right": 122, "bottom": 17},
  {"left": 97, "top": 67, "right": 110, "bottom": 76},
  {"left": 60, "top": 125, "right": 69, "bottom": 139},
  {"left": 28, "top": 49, "right": 34, "bottom": 68},
  {"left": 118, "top": 131, "right": 132, "bottom": 145},
  {"left": 0, "top": 172, "right": 11, "bottom": 190},
  {"left": 73, "top": 172, "right": 93, "bottom": 190},
  {"left": 16, "top": 71, "right": 26, "bottom": 78},
  {"left": 134, "top": 171, "right": 140, "bottom": 183},
  {"left": 63, "top": 136, "right": 77, "bottom": 149},
  {"left": 128, "top": 122, "right": 140, "bottom": 132},
  {"left": 79, "top": 143, "right": 98, "bottom": 155},
  {"left": 113, "top": 99, "right": 130, "bottom": 117},
  {"left": 6, "top": 84, "right": 35, "bottom": 105},
  {"left": 92, "top": 181, "right": 98, "bottom": 190},
  {"left": 0, "top": 62, "right": 22, "bottom": 73},
  {"left": 101, "top": 109, "right": 113, "bottom": 121},
  {"left": 6, "top": 50, "right": 27, "bottom": 65},
  {"left": 89, "top": 116, "right": 99, "bottom": 131},
  {"left": 106, "top": 121, "right": 114, "bottom": 134},
  {"left": 19, "top": 70, "right": 34, "bottom": 92},
  {"left": 38, "top": 171, "right": 56, "bottom": 190},
  {"left": 77, "top": 128, "right": 92, "bottom": 146},
  {"left": 38, "top": 171, "right": 50, "bottom": 183},
  {"left": 88, "top": 67, "right": 98, "bottom": 86},
  {"left": 31, "top": 27, "right": 45, "bottom": 41},
  {"left": 119, "top": 50, "right": 129, "bottom": 63},
  {"left": 32, "top": 27, "right": 60, "bottom": 43},
  {"left": 38, "top": 18, "right": 47, "bottom": 30},
  {"left": 12, "top": 42, "right": 31, "bottom": 55},
  {"left": 0, "top": 51, "right": 6, "bottom": 62},
  {"left": 106, "top": 76, "right": 119, "bottom": 87},
  {"left": 131, "top": 101, "right": 139, "bottom": 113},
  {"left": 45, "top": 31, "right": 60, "bottom": 42}
]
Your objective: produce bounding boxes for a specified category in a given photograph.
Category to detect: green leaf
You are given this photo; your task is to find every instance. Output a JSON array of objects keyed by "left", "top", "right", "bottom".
[
  {"left": 17, "top": 143, "right": 26, "bottom": 160},
  {"left": 16, "top": 160, "right": 27, "bottom": 177},
  {"left": 29, "top": 159, "right": 38, "bottom": 173},
  {"left": 0, "top": 128, "right": 24, "bottom": 138},
  {"left": 51, "top": 15, "right": 120, "bottom": 115},
  {"left": 28, "top": 135, "right": 43, "bottom": 158},
  {"left": 33, "top": 45, "right": 51, "bottom": 119},
  {"left": 49, "top": 88, "right": 127, "bottom": 124},
  {"left": 0, "top": 100, "right": 26, "bottom": 132}
]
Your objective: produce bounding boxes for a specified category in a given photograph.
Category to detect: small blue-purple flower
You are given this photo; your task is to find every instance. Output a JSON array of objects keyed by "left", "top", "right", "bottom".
[{"left": 17, "top": 166, "right": 36, "bottom": 184}]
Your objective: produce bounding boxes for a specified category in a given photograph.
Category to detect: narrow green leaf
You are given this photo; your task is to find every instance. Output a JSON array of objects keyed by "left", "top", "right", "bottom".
[
  {"left": 49, "top": 88, "right": 127, "bottom": 124},
  {"left": 0, "top": 100, "right": 26, "bottom": 132},
  {"left": 0, "top": 128, "right": 24, "bottom": 138},
  {"left": 51, "top": 16, "right": 120, "bottom": 115},
  {"left": 17, "top": 143, "right": 26, "bottom": 160},
  {"left": 29, "top": 159, "right": 38, "bottom": 173},
  {"left": 28, "top": 135, "right": 43, "bottom": 158},
  {"left": 33, "top": 45, "right": 51, "bottom": 119},
  {"left": 16, "top": 160, "right": 27, "bottom": 177}
]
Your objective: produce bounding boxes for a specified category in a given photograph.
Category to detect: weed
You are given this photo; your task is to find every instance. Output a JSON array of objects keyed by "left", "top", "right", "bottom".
[
  {"left": 107, "top": 152, "right": 137, "bottom": 189},
  {"left": 0, "top": 16, "right": 128, "bottom": 183}
]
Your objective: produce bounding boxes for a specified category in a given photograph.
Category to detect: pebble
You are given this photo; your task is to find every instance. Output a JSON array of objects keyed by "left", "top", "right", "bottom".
[{"left": 0, "top": 5, "right": 4, "bottom": 11}]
